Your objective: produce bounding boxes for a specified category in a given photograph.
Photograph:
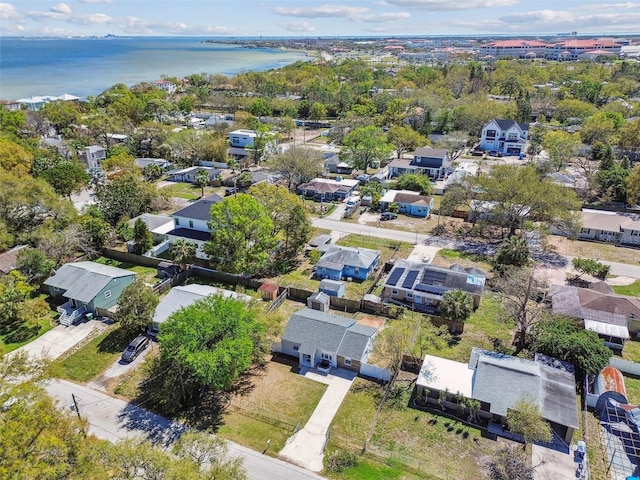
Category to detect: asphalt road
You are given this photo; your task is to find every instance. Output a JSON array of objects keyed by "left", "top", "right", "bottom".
[
  {"left": 312, "top": 217, "right": 429, "bottom": 245},
  {"left": 44, "top": 379, "right": 325, "bottom": 480}
]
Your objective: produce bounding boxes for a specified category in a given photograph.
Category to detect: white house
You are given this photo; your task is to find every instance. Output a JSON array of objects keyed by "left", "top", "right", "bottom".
[
  {"left": 229, "top": 129, "right": 257, "bottom": 148},
  {"left": 166, "top": 194, "right": 223, "bottom": 259},
  {"left": 479, "top": 119, "right": 528, "bottom": 156},
  {"left": 552, "top": 209, "right": 640, "bottom": 246},
  {"left": 151, "top": 80, "right": 177, "bottom": 94}
]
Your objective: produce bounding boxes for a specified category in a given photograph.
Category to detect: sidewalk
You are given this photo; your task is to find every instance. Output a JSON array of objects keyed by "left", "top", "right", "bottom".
[{"left": 279, "top": 368, "right": 356, "bottom": 472}]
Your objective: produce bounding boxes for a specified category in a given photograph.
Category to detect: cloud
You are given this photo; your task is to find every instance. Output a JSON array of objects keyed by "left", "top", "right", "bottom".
[
  {"left": 281, "top": 21, "right": 316, "bottom": 32},
  {"left": 272, "top": 5, "right": 370, "bottom": 18},
  {"left": 357, "top": 11, "right": 411, "bottom": 22},
  {"left": 51, "top": 3, "right": 72, "bottom": 14},
  {"left": 385, "top": 0, "right": 518, "bottom": 9},
  {"left": 0, "top": 2, "right": 18, "bottom": 20},
  {"left": 586, "top": 2, "right": 640, "bottom": 8},
  {"left": 78, "top": 0, "right": 112, "bottom": 3}
]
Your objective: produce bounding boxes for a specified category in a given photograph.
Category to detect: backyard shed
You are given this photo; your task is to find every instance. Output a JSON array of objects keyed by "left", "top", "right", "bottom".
[
  {"left": 319, "top": 279, "right": 345, "bottom": 298},
  {"left": 258, "top": 283, "right": 279, "bottom": 301},
  {"left": 307, "top": 291, "right": 330, "bottom": 312}
]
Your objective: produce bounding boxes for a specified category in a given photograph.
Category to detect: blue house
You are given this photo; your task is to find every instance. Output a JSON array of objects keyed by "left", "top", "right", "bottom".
[
  {"left": 387, "top": 147, "right": 452, "bottom": 180},
  {"left": 316, "top": 245, "right": 380, "bottom": 281},
  {"left": 379, "top": 190, "right": 434, "bottom": 218}
]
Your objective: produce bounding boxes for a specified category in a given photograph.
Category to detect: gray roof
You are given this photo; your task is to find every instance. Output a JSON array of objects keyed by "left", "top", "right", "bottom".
[
  {"left": 384, "top": 259, "right": 487, "bottom": 295},
  {"left": 317, "top": 245, "right": 380, "bottom": 271},
  {"left": 167, "top": 228, "right": 211, "bottom": 242},
  {"left": 309, "top": 234, "right": 332, "bottom": 247},
  {"left": 470, "top": 348, "right": 578, "bottom": 429},
  {"left": 173, "top": 194, "right": 223, "bottom": 221},
  {"left": 44, "top": 261, "right": 135, "bottom": 303},
  {"left": 308, "top": 291, "right": 330, "bottom": 305},
  {"left": 135, "top": 158, "right": 171, "bottom": 169},
  {"left": 128, "top": 214, "right": 173, "bottom": 231},
  {"left": 319, "top": 279, "right": 344, "bottom": 293},
  {"left": 282, "top": 308, "right": 376, "bottom": 361},
  {"left": 153, "top": 284, "right": 251, "bottom": 326},
  {"left": 493, "top": 118, "right": 529, "bottom": 132},
  {"left": 414, "top": 147, "right": 448, "bottom": 158}
]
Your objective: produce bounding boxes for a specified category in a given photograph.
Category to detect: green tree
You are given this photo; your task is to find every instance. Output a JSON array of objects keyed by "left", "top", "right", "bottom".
[
  {"left": 132, "top": 218, "right": 153, "bottom": 255},
  {"left": 439, "top": 289, "right": 474, "bottom": 334},
  {"left": 158, "top": 295, "right": 264, "bottom": 407},
  {"left": 194, "top": 169, "right": 210, "bottom": 198},
  {"left": 359, "top": 181, "right": 384, "bottom": 208},
  {"left": 340, "top": 125, "right": 393, "bottom": 174},
  {"left": 393, "top": 173, "right": 434, "bottom": 196},
  {"left": 16, "top": 248, "right": 55, "bottom": 284},
  {"left": 40, "top": 161, "right": 90, "bottom": 198},
  {"left": 596, "top": 163, "right": 629, "bottom": 203},
  {"left": 116, "top": 279, "right": 158, "bottom": 333},
  {"left": 386, "top": 125, "right": 427, "bottom": 159},
  {"left": 0, "top": 137, "right": 33, "bottom": 176},
  {"left": 95, "top": 174, "right": 156, "bottom": 225},
  {"left": 507, "top": 398, "right": 553, "bottom": 448},
  {"left": 271, "top": 145, "right": 324, "bottom": 191},
  {"left": 204, "top": 194, "right": 277, "bottom": 275},
  {"left": 41, "top": 100, "right": 81, "bottom": 132},
  {"left": 247, "top": 98, "right": 272, "bottom": 117},
  {"left": 572, "top": 258, "right": 610, "bottom": 279},
  {"left": 308, "top": 102, "right": 327, "bottom": 122},
  {"left": 515, "top": 90, "right": 532, "bottom": 125},
  {"left": 627, "top": 163, "right": 640, "bottom": 206},
  {"left": 532, "top": 317, "right": 611, "bottom": 385},
  {"left": 619, "top": 118, "right": 640, "bottom": 159},
  {"left": 542, "top": 130, "right": 581, "bottom": 172},
  {"left": 142, "top": 163, "right": 163, "bottom": 181},
  {"left": 493, "top": 235, "right": 530, "bottom": 274},
  {"left": 81, "top": 216, "right": 112, "bottom": 251},
  {"left": 171, "top": 239, "right": 197, "bottom": 269},
  {"left": 580, "top": 111, "right": 623, "bottom": 145}
]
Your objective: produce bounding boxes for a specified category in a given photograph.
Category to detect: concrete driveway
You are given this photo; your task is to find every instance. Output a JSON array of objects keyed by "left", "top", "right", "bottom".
[
  {"left": 532, "top": 444, "right": 579, "bottom": 480},
  {"left": 43, "top": 379, "right": 325, "bottom": 480},
  {"left": 279, "top": 368, "right": 356, "bottom": 472},
  {"left": 9, "top": 318, "right": 110, "bottom": 362},
  {"left": 88, "top": 339, "right": 155, "bottom": 392}
]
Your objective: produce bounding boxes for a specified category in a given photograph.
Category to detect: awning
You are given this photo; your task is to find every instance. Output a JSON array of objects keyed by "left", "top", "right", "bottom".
[{"left": 584, "top": 319, "right": 629, "bottom": 340}]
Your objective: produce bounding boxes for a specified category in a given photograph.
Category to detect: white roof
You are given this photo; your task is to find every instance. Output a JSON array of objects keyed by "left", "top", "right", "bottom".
[
  {"left": 56, "top": 93, "right": 80, "bottom": 101},
  {"left": 379, "top": 189, "right": 419, "bottom": 203},
  {"left": 584, "top": 319, "right": 630, "bottom": 340},
  {"left": 230, "top": 129, "right": 257, "bottom": 137},
  {"left": 416, "top": 354, "right": 474, "bottom": 397},
  {"left": 309, "top": 177, "right": 359, "bottom": 188}
]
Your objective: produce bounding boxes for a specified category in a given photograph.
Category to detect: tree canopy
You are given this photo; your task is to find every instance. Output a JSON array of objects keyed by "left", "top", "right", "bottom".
[
  {"left": 340, "top": 125, "right": 393, "bottom": 173},
  {"left": 116, "top": 279, "right": 158, "bottom": 333},
  {"left": 393, "top": 173, "right": 434, "bottom": 196},
  {"left": 506, "top": 398, "right": 552, "bottom": 447}
]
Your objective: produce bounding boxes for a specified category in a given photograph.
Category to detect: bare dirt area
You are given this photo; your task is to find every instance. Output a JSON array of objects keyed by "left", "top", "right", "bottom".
[
  {"left": 546, "top": 235, "right": 640, "bottom": 265},
  {"left": 354, "top": 315, "right": 384, "bottom": 329},
  {"left": 356, "top": 211, "right": 441, "bottom": 234}
]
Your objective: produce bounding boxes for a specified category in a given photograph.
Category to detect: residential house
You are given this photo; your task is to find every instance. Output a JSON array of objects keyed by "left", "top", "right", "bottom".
[
  {"left": 297, "top": 178, "right": 359, "bottom": 202},
  {"left": 0, "top": 245, "right": 27, "bottom": 275},
  {"left": 229, "top": 129, "right": 257, "bottom": 148},
  {"left": 378, "top": 190, "right": 434, "bottom": 218},
  {"left": 325, "top": 154, "right": 353, "bottom": 175},
  {"left": 416, "top": 348, "right": 579, "bottom": 444},
  {"left": 383, "top": 260, "right": 487, "bottom": 314},
  {"left": 168, "top": 166, "right": 221, "bottom": 184},
  {"left": 280, "top": 308, "right": 377, "bottom": 373},
  {"left": 549, "top": 284, "right": 640, "bottom": 349},
  {"left": 0, "top": 100, "right": 21, "bottom": 111},
  {"left": 149, "top": 284, "right": 251, "bottom": 335},
  {"left": 128, "top": 214, "right": 174, "bottom": 243},
  {"left": 166, "top": 194, "right": 223, "bottom": 259},
  {"left": 151, "top": 80, "right": 177, "bottom": 94},
  {"left": 554, "top": 209, "right": 640, "bottom": 246},
  {"left": 316, "top": 245, "right": 380, "bottom": 281},
  {"left": 44, "top": 261, "right": 136, "bottom": 326},
  {"left": 80, "top": 145, "right": 106, "bottom": 169},
  {"left": 135, "top": 158, "right": 173, "bottom": 171},
  {"left": 479, "top": 119, "right": 529, "bottom": 156},
  {"left": 387, "top": 147, "right": 452, "bottom": 180}
]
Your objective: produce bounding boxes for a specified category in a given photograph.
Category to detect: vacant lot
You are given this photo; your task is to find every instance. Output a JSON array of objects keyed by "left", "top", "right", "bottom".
[
  {"left": 217, "top": 356, "right": 327, "bottom": 456},
  {"left": 159, "top": 181, "right": 221, "bottom": 200},
  {"left": 547, "top": 236, "right": 640, "bottom": 265},
  {"left": 329, "top": 377, "right": 505, "bottom": 480}
]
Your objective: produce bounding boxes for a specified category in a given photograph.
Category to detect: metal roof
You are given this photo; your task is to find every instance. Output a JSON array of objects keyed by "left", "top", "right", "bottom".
[
  {"left": 319, "top": 279, "right": 344, "bottom": 293},
  {"left": 44, "top": 261, "right": 135, "bottom": 303},
  {"left": 317, "top": 245, "right": 380, "bottom": 271}
]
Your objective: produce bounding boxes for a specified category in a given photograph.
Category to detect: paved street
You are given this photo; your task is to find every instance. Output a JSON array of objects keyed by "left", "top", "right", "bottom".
[
  {"left": 44, "top": 379, "right": 325, "bottom": 480},
  {"left": 280, "top": 368, "right": 356, "bottom": 472},
  {"left": 312, "top": 217, "right": 428, "bottom": 244}
]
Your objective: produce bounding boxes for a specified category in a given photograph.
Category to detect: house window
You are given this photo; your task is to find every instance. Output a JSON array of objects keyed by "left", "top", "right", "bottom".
[
  {"left": 508, "top": 132, "right": 518, "bottom": 140},
  {"left": 189, "top": 220, "right": 194, "bottom": 228},
  {"left": 392, "top": 289, "right": 398, "bottom": 295},
  {"left": 581, "top": 228, "right": 590, "bottom": 234},
  {"left": 354, "top": 267, "right": 360, "bottom": 275},
  {"left": 344, "top": 358, "right": 352, "bottom": 366},
  {"left": 104, "top": 290, "right": 112, "bottom": 300},
  {"left": 407, "top": 293, "right": 413, "bottom": 299},
  {"left": 321, "top": 352, "right": 332, "bottom": 360},
  {"left": 293, "top": 345, "right": 299, "bottom": 351},
  {"left": 632, "top": 230, "right": 640, "bottom": 236},
  {"left": 175, "top": 218, "right": 180, "bottom": 226},
  {"left": 485, "top": 129, "right": 496, "bottom": 139}
]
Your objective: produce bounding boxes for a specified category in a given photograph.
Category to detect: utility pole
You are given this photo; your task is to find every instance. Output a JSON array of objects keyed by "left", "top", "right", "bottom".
[{"left": 71, "top": 394, "right": 82, "bottom": 421}]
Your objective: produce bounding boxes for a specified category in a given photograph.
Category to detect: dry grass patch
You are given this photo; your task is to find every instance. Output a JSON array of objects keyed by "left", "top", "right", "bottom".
[{"left": 546, "top": 235, "right": 640, "bottom": 265}]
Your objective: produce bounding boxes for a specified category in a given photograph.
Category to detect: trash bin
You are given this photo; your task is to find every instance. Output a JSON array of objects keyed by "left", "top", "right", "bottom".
[{"left": 85, "top": 313, "right": 94, "bottom": 321}]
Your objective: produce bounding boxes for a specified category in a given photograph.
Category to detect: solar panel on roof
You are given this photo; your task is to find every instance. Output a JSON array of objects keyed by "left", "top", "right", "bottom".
[
  {"left": 386, "top": 267, "right": 405, "bottom": 286},
  {"left": 415, "top": 284, "right": 447, "bottom": 295},
  {"left": 421, "top": 270, "right": 448, "bottom": 285},
  {"left": 402, "top": 270, "right": 420, "bottom": 289}
]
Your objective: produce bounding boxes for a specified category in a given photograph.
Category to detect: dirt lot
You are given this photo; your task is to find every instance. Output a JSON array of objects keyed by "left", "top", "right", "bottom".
[
  {"left": 355, "top": 211, "right": 447, "bottom": 234},
  {"left": 545, "top": 235, "right": 640, "bottom": 265}
]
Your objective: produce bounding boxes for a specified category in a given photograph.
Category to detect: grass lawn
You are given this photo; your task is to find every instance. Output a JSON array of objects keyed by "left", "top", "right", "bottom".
[
  {"left": 612, "top": 280, "right": 640, "bottom": 297},
  {"left": 624, "top": 374, "right": 640, "bottom": 405},
  {"left": 94, "top": 256, "right": 159, "bottom": 284},
  {"left": 432, "top": 248, "right": 493, "bottom": 273},
  {"left": 617, "top": 339, "right": 640, "bottom": 362},
  {"left": 329, "top": 377, "right": 503, "bottom": 480},
  {"left": 0, "top": 310, "right": 55, "bottom": 353},
  {"left": 160, "top": 182, "right": 220, "bottom": 200},
  {"left": 217, "top": 357, "right": 327, "bottom": 456},
  {"left": 48, "top": 325, "right": 131, "bottom": 382}
]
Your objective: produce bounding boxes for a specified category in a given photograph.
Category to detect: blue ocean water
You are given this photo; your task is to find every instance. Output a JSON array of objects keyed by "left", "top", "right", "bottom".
[{"left": 0, "top": 37, "right": 308, "bottom": 100}]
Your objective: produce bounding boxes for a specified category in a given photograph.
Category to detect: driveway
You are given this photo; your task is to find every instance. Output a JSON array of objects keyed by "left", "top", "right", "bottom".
[
  {"left": 44, "top": 379, "right": 325, "bottom": 480},
  {"left": 532, "top": 444, "right": 579, "bottom": 480},
  {"left": 88, "top": 339, "right": 156, "bottom": 392},
  {"left": 279, "top": 368, "right": 357, "bottom": 472},
  {"left": 9, "top": 318, "right": 110, "bottom": 362}
]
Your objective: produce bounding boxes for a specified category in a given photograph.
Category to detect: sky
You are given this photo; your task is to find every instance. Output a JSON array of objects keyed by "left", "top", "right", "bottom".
[{"left": 1, "top": 0, "right": 640, "bottom": 37}]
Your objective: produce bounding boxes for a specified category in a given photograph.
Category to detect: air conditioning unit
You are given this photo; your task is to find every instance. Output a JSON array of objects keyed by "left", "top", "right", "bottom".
[{"left": 346, "top": 277, "right": 353, "bottom": 282}]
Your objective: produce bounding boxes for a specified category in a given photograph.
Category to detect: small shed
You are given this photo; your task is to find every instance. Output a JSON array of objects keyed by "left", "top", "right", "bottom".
[
  {"left": 309, "top": 234, "right": 332, "bottom": 248},
  {"left": 307, "top": 291, "right": 330, "bottom": 312},
  {"left": 157, "top": 261, "right": 180, "bottom": 279},
  {"left": 258, "top": 283, "right": 279, "bottom": 301},
  {"left": 319, "top": 279, "right": 345, "bottom": 298}
]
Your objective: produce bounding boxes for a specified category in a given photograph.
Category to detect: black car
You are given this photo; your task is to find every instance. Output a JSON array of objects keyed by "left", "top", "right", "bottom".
[
  {"left": 224, "top": 187, "right": 237, "bottom": 196},
  {"left": 380, "top": 212, "right": 398, "bottom": 221},
  {"left": 121, "top": 335, "right": 150, "bottom": 362}
]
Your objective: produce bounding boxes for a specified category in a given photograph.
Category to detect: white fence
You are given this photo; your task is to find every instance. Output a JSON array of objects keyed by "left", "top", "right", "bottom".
[
  {"left": 360, "top": 362, "right": 391, "bottom": 382},
  {"left": 271, "top": 341, "right": 282, "bottom": 354},
  {"left": 610, "top": 357, "right": 640, "bottom": 376}
]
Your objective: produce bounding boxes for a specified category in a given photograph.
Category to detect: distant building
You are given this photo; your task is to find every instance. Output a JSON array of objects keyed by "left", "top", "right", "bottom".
[
  {"left": 479, "top": 119, "right": 529, "bottom": 156},
  {"left": 297, "top": 178, "right": 359, "bottom": 202},
  {"left": 388, "top": 147, "right": 451, "bottom": 180},
  {"left": 80, "top": 145, "right": 106, "bottom": 169},
  {"left": 229, "top": 129, "right": 257, "bottom": 148},
  {"left": 378, "top": 190, "right": 434, "bottom": 218}
]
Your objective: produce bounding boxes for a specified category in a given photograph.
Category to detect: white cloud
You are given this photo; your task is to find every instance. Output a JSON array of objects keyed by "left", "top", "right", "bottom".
[
  {"left": 78, "top": 0, "right": 112, "bottom": 3},
  {"left": 272, "top": 5, "right": 370, "bottom": 18},
  {"left": 68, "top": 12, "right": 112, "bottom": 24},
  {"left": 0, "top": 2, "right": 19, "bottom": 20},
  {"left": 281, "top": 21, "right": 316, "bottom": 32},
  {"left": 586, "top": 2, "right": 640, "bottom": 8},
  {"left": 385, "top": 0, "right": 518, "bottom": 9},
  {"left": 51, "top": 2, "right": 72, "bottom": 14},
  {"left": 357, "top": 11, "right": 411, "bottom": 22}
]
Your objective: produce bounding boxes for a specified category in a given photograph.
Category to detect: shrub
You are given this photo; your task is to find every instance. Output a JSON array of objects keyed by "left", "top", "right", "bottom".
[
  {"left": 327, "top": 450, "right": 358, "bottom": 472},
  {"left": 309, "top": 249, "right": 321, "bottom": 265}
]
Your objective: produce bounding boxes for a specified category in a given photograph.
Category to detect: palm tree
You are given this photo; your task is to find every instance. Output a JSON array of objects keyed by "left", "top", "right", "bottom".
[
  {"left": 194, "top": 169, "right": 210, "bottom": 198},
  {"left": 493, "top": 235, "right": 530, "bottom": 275},
  {"left": 439, "top": 289, "right": 474, "bottom": 334},
  {"left": 170, "top": 239, "right": 197, "bottom": 270}
]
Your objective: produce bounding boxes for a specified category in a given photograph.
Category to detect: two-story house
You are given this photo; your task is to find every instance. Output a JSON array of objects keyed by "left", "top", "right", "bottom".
[
  {"left": 229, "top": 129, "right": 257, "bottom": 148},
  {"left": 166, "top": 194, "right": 223, "bottom": 259},
  {"left": 479, "top": 119, "right": 529, "bottom": 156},
  {"left": 80, "top": 145, "right": 106, "bottom": 169},
  {"left": 388, "top": 147, "right": 452, "bottom": 180}
]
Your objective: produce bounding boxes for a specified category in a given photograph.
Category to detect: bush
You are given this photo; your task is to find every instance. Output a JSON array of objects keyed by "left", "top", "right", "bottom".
[
  {"left": 309, "top": 249, "right": 321, "bottom": 265},
  {"left": 327, "top": 449, "right": 358, "bottom": 472},
  {"left": 572, "top": 257, "right": 610, "bottom": 279}
]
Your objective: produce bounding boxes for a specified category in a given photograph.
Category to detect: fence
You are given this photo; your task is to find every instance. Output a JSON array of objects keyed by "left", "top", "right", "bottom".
[
  {"left": 102, "top": 248, "right": 164, "bottom": 268},
  {"left": 153, "top": 269, "right": 193, "bottom": 295},
  {"left": 360, "top": 362, "right": 391, "bottom": 382}
]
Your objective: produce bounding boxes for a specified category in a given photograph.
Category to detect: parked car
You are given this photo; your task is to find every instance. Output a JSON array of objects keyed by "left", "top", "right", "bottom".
[
  {"left": 121, "top": 335, "right": 150, "bottom": 362},
  {"left": 380, "top": 212, "right": 397, "bottom": 221},
  {"left": 224, "top": 186, "right": 237, "bottom": 196},
  {"left": 356, "top": 173, "right": 370, "bottom": 182}
]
